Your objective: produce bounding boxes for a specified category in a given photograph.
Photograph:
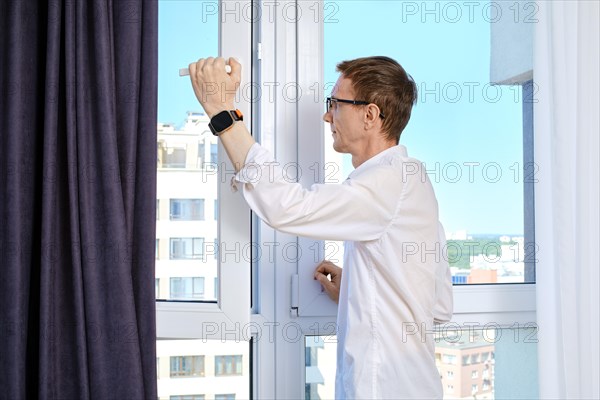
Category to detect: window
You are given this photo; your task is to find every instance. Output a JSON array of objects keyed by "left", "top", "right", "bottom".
[
  {"left": 210, "top": 143, "right": 218, "bottom": 164},
  {"left": 215, "top": 355, "right": 243, "bottom": 376},
  {"left": 197, "top": 141, "right": 205, "bottom": 167},
  {"left": 274, "top": 1, "right": 537, "bottom": 399},
  {"left": 304, "top": 336, "right": 333, "bottom": 400},
  {"left": 169, "top": 237, "right": 204, "bottom": 260},
  {"left": 156, "top": 1, "right": 252, "bottom": 400},
  {"left": 159, "top": 1, "right": 537, "bottom": 399},
  {"left": 158, "top": 340, "right": 249, "bottom": 399},
  {"left": 170, "top": 199, "right": 205, "bottom": 221},
  {"left": 447, "top": 371, "right": 454, "bottom": 379},
  {"left": 214, "top": 395, "right": 235, "bottom": 400},
  {"left": 155, "top": 279, "right": 159, "bottom": 299},
  {"left": 170, "top": 277, "right": 205, "bottom": 300},
  {"left": 472, "top": 384, "right": 479, "bottom": 394},
  {"left": 447, "top": 384, "right": 454, "bottom": 394},
  {"left": 156, "top": 239, "right": 159, "bottom": 259},
  {"left": 170, "top": 355, "right": 205, "bottom": 377},
  {"left": 159, "top": 145, "right": 187, "bottom": 168},
  {"left": 472, "top": 370, "right": 479, "bottom": 379},
  {"left": 305, "top": 346, "right": 318, "bottom": 367},
  {"left": 318, "top": 1, "right": 532, "bottom": 285},
  {"left": 443, "top": 354, "right": 457, "bottom": 365},
  {"left": 170, "top": 396, "right": 205, "bottom": 400}
]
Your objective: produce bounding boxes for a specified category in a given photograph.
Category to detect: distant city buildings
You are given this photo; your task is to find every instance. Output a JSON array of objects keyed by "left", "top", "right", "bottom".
[
  {"left": 156, "top": 111, "right": 219, "bottom": 303},
  {"left": 435, "top": 330, "right": 495, "bottom": 399},
  {"left": 157, "top": 339, "right": 249, "bottom": 400},
  {"left": 448, "top": 230, "right": 525, "bottom": 284},
  {"left": 156, "top": 112, "right": 249, "bottom": 400}
]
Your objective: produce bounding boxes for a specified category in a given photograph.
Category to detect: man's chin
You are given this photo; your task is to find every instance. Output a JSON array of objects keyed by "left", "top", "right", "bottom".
[{"left": 332, "top": 142, "right": 347, "bottom": 154}]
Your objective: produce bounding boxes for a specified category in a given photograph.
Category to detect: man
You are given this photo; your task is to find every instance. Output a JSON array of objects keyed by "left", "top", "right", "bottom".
[{"left": 189, "top": 55, "right": 453, "bottom": 399}]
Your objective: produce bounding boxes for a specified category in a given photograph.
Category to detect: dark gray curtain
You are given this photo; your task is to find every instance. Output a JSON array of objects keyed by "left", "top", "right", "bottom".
[{"left": 0, "top": 1, "right": 158, "bottom": 398}]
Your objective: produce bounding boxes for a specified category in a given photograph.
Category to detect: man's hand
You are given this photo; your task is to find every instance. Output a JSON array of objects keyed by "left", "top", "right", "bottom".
[
  {"left": 188, "top": 57, "right": 241, "bottom": 118},
  {"left": 187, "top": 55, "right": 255, "bottom": 172},
  {"left": 314, "top": 260, "right": 342, "bottom": 304}
]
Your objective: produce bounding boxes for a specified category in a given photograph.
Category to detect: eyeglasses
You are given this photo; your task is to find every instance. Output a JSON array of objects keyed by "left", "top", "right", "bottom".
[{"left": 326, "top": 97, "right": 385, "bottom": 119}]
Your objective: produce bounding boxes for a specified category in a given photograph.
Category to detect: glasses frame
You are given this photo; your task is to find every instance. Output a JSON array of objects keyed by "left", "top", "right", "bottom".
[{"left": 326, "top": 97, "right": 385, "bottom": 119}]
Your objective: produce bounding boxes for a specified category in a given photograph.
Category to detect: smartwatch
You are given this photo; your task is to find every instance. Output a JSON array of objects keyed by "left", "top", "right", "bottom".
[{"left": 208, "top": 109, "right": 244, "bottom": 136}]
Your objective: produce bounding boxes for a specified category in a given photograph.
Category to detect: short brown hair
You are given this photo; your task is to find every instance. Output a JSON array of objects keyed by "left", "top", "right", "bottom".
[{"left": 336, "top": 56, "right": 417, "bottom": 143}]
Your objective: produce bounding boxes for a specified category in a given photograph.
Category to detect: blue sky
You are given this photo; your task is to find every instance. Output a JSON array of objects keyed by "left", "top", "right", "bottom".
[{"left": 158, "top": 1, "right": 525, "bottom": 236}]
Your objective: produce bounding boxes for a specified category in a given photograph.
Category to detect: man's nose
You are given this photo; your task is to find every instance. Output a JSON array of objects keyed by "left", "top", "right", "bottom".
[{"left": 323, "top": 110, "right": 332, "bottom": 123}]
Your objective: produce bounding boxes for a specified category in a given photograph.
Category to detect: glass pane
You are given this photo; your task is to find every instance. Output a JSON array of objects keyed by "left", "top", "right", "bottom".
[
  {"left": 324, "top": 1, "right": 530, "bottom": 284},
  {"left": 305, "top": 326, "right": 538, "bottom": 399},
  {"left": 158, "top": 339, "right": 250, "bottom": 400},
  {"left": 304, "top": 336, "right": 337, "bottom": 400},
  {"left": 157, "top": 1, "right": 219, "bottom": 300}
]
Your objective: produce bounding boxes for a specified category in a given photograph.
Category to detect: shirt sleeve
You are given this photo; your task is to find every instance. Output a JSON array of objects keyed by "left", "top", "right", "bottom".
[
  {"left": 433, "top": 222, "right": 454, "bottom": 324},
  {"left": 231, "top": 143, "right": 401, "bottom": 241}
]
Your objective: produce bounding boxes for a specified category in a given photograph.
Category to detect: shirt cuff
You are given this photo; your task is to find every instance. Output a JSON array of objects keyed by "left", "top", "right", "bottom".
[{"left": 230, "top": 143, "right": 275, "bottom": 192}]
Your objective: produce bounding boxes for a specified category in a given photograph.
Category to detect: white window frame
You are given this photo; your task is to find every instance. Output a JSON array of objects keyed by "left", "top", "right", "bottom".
[
  {"left": 154, "top": 1, "right": 537, "bottom": 399},
  {"left": 296, "top": 5, "right": 538, "bottom": 321},
  {"left": 156, "top": 1, "right": 252, "bottom": 340},
  {"left": 251, "top": 2, "right": 341, "bottom": 399},
  {"left": 251, "top": 1, "right": 538, "bottom": 399},
  {"left": 292, "top": 0, "right": 537, "bottom": 325},
  {"left": 250, "top": 1, "right": 301, "bottom": 398}
]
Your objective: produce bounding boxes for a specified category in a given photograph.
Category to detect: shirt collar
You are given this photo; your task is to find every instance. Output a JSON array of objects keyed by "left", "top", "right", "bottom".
[{"left": 348, "top": 145, "right": 408, "bottom": 178}]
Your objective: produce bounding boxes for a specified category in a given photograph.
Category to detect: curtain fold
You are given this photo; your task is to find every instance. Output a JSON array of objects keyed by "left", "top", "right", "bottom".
[
  {"left": 534, "top": 1, "right": 600, "bottom": 399},
  {"left": 0, "top": 1, "right": 158, "bottom": 398}
]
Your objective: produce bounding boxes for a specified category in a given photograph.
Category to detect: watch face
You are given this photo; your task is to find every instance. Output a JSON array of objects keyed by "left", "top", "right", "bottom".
[{"left": 211, "top": 111, "right": 234, "bottom": 133}]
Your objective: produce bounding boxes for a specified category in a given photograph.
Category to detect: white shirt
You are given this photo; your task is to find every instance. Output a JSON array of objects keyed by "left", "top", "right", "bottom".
[{"left": 233, "top": 143, "right": 453, "bottom": 399}]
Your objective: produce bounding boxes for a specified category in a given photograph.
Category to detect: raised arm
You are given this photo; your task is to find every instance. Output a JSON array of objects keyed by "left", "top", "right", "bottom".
[{"left": 188, "top": 57, "right": 255, "bottom": 172}]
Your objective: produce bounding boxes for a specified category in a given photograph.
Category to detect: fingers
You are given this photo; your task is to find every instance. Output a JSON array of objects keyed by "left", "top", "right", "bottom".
[
  {"left": 314, "top": 261, "right": 335, "bottom": 282},
  {"left": 213, "top": 56, "right": 225, "bottom": 71},
  {"left": 188, "top": 58, "right": 206, "bottom": 84},
  {"left": 229, "top": 57, "right": 242, "bottom": 82},
  {"left": 314, "top": 272, "right": 328, "bottom": 285},
  {"left": 205, "top": 56, "right": 216, "bottom": 71},
  {"left": 315, "top": 260, "right": 341, "bottom": 276},
  {"left": 188, "top": 57, "right": 226, "bottom": 77},
  {"left": 189, "top": 57, "right": 241, "bottom": 83},
  {"left": 313, "top": 268, "right": 326, "bottom": 280},
  {"left": 315, "top": 273, "right": 336, "bottom": 294},
  {"left": 314, "top": 267, "right": 340, "bottom": 303},
  {"left": 188, "top": 56, "right": 241, "bottom": 116},
  {"left": 315, "top": 273, "right": 334, "bottom": 290}
]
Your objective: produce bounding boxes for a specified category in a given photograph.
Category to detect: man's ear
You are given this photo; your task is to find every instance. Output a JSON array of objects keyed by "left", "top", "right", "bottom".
[{"left": 364, "top": 104, "right": 382, "bottom": 129}]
